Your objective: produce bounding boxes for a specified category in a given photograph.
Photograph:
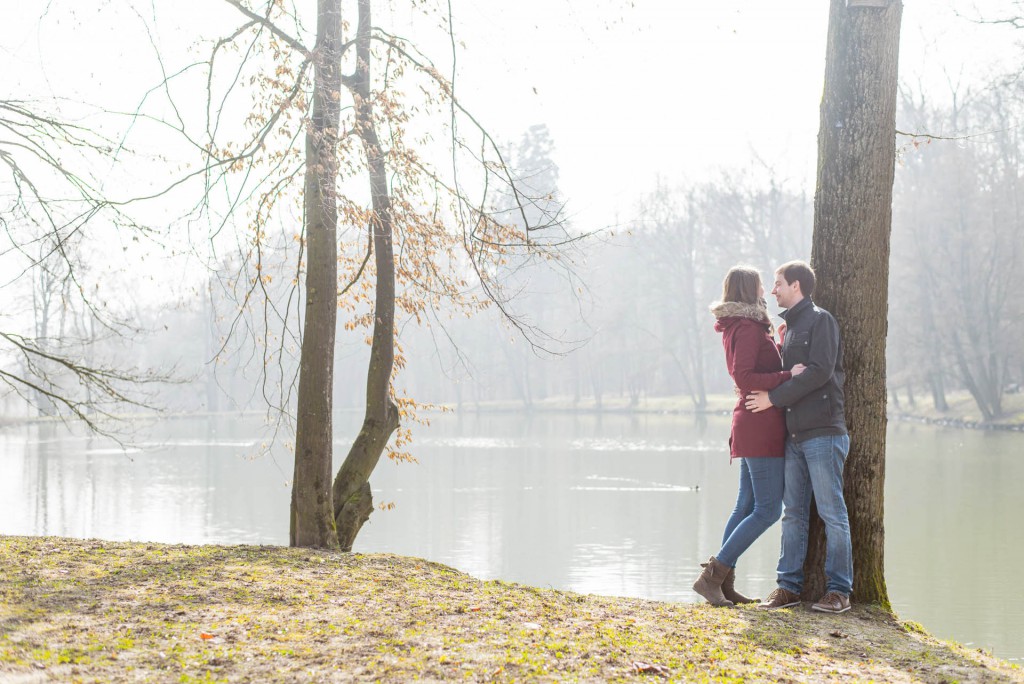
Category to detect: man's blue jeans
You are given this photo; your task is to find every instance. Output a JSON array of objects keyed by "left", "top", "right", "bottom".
[
  {"left": 777, "top": 433, "right": 854, "bottom": 596},
  {"left": 717, "top": 456, "right": 785, "bottom": 568}
]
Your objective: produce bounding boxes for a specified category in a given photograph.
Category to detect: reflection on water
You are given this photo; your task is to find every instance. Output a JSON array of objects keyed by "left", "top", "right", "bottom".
[
  {"left": 567, "top": 438, "right": 720, "bottom": 452},
  {"left": 883, "top": 423, "right": 1024, "bottom": 662},
  {"left": 0, "top": 413, "right": 1020, "bottom": 661},
  {"left": 570, "top": 474, "right": 695, "bottom": 492},
  {"left": 0, "top": 419, "right": 290, "bottom": 545}
]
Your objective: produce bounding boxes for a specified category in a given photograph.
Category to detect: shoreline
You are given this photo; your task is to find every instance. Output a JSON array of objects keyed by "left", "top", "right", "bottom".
[
  {"left": 431, "top": 393, "right": 1024, "bottom": 434},
  {"left": 3, "top": 392, "right": 1023, "bottom": 434}
]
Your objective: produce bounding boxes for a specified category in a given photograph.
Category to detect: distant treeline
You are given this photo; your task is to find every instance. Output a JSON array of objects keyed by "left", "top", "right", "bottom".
[{"left": 6, "top": 91, "right": 1022, "bottom": 425}]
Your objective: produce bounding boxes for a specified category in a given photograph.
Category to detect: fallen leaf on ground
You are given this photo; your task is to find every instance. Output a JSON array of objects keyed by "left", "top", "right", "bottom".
[{"left": 632, "top": 661, "right": 670, "bottom": 676}]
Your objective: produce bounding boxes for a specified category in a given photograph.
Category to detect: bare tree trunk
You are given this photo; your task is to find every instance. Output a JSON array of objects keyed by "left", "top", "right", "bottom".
[
  {"left": 501, "top": 342, "right": 533, "bottom": 410},
  {"left": 589, "top": 352, "right": 604, "bottom": 410},
  {"left": 929, "top": 371, "right": 948, "bottom": 411},
  {"left": 951, "top": 339, "right": 997, "bottom": 420},
  {"left": 920, "top": 283, "right": 948, "bottom": 412},
  {"left": 204, "top": 282, "right": 220, "bottom": 413},
  {"left": 290, "top": 0, "right": 343, "bottom": 549},
  {"left": 805, "top": 0, "right": 901, "bottom": 607},
  {"left": 332, "top": 0, "right": 400, "bottom": 551}
]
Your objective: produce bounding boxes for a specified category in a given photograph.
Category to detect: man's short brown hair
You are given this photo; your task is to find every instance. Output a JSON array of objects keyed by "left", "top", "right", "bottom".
[{"left": 777, "top": 260, "right": 816, "bottom": 298}]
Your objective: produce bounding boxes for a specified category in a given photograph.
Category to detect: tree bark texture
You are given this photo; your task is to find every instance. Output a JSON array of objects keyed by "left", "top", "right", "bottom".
[
  {"left": 290, "top": 0, "right": 343, "bottom": 548},
  {"left": 806, "top": 0, "right": 901, "bottom": 607},
  {"left": 332, "top": 0, "right": 400, "bottom": 551}
]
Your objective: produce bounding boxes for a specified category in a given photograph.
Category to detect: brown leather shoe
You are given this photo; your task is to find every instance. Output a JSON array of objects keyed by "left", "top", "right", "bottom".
[
  {"left": 811, "top": 591, "right": 851, "bottom": 614},
  {"left": 758, "top": 587, "right": 801, "bottom": 609}
]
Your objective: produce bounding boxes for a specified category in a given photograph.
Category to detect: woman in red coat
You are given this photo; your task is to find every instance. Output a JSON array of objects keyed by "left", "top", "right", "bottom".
[{"left": 692, "top": 265, "right": 805, "bottom": 607}]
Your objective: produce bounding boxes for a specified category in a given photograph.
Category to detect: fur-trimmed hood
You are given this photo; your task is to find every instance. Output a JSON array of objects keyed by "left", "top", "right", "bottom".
[
  {"left": 710, "top": 301, "right": 773, "bottom": 335},
  {"left": 709, "top": 301, "right": 770, "bottom": 323}
]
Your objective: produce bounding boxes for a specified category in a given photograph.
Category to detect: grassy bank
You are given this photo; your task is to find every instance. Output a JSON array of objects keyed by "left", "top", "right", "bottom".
[
  {"left": 1, "top": 537, "right": 1019, "bottom": 683},
  {"left": 887, "top": 390, "right": 1024, "bottom": 430}
]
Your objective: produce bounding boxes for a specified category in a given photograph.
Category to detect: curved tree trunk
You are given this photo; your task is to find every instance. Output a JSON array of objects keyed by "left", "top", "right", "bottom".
[
  {"left": 805, "top": 0, "right": 901, "bottom": 607},
  {"left": 331, "top": 0, "right": 400, "bottom": 551},
  {"left": 290, "top": 0, "right": 343, "bottom": 549}
]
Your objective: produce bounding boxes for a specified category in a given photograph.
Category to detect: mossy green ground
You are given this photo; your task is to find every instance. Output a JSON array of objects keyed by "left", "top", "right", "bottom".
[{"left": 1, "top": 536, "right": 1019, "bottom": 683}]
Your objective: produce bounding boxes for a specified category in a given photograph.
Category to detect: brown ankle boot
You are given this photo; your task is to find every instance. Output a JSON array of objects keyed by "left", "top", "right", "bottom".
[
  {"left": 721, "top": 566, "right": 758, "bottom": 604},
  {"left": 692, "top": 556, "right": 735, "bottom": 607}
]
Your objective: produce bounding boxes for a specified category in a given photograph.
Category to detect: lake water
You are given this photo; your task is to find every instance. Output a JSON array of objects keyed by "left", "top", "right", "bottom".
[{"left": 1, "top": 412, "right": 1021, "bottom": 662}]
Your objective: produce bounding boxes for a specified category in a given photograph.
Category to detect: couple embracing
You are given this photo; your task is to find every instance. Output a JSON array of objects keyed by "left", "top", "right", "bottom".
[{"left": 692, "top": 261, "right": 853, "bottom": 614}]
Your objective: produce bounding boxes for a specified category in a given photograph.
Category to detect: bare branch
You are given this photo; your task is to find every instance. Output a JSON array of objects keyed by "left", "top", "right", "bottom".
[{"left": 221, "top": 0, "right": 312, "bottom": 58}]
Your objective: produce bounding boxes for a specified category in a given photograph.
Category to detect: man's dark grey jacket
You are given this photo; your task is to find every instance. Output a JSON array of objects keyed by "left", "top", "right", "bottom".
[{"left": 767, "top": 297, "right": 848, "bottom": 443}]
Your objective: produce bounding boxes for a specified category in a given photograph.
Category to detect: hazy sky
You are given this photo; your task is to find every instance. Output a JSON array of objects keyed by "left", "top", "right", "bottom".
[
  {"left": 2, "top": 0, "right": 1021, "bottom": 236},
  {"left": 445, "top": 0, "right": 1022, "bottom": 230}
]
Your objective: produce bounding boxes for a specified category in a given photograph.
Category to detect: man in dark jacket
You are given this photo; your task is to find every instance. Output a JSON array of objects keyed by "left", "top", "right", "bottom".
[{"left": 744, "top": 260, "right": 853, "bottom": 614}]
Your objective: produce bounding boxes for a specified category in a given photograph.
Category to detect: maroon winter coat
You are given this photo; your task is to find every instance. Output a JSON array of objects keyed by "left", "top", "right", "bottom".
[{"left": 711, "top": 301, "right": 790, "bottom": 458}]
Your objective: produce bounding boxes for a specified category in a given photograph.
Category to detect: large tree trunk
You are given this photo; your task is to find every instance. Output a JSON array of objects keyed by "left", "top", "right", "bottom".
[
  {"left": 928, "top": 371, "right": 948, "bottom": 411},
  {"left": 332, "top": 0, "right": 400, "bottom": 551},
  {"left": 805, "top": 0, "right": 901, "bottom": 607},
  {"left": 290, "top": 0, "right": 343, "bottom": 549}
]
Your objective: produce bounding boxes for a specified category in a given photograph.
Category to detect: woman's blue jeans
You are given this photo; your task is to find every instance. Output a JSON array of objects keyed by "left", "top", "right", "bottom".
[{"left": 717, "top": 456, "right": 785, "bottom": 568}]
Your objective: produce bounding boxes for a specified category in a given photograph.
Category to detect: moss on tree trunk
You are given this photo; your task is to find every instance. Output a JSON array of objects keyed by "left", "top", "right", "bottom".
[{"left": 804, "top": 0, "right": 902, "bottom": 608}]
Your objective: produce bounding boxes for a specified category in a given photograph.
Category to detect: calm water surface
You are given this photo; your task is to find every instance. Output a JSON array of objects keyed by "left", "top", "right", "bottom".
[{"left": 1, "top": 413, "right": 1021, "bottom": 661}]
